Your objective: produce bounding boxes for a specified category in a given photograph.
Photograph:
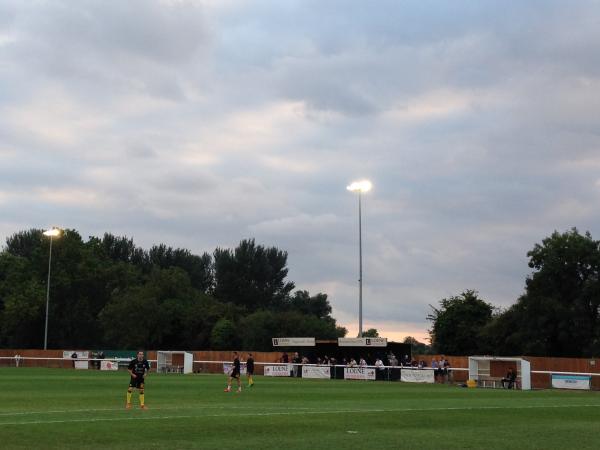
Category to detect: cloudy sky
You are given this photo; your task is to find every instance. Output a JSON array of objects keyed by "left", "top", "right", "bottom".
[{"left": 2, "top": 0, "right": 600, "bottom": 342}]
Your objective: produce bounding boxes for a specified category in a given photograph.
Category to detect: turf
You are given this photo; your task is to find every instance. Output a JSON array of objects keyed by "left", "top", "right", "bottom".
[{"left": 1, "top": 368, "right": 599, "bottom": 449}]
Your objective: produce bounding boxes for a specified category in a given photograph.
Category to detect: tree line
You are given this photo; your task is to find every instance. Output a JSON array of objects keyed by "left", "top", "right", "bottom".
[
  {"left": 428, "top": 228, "right": 600, "bottom": 357},
  {"left": 0, "top": 230, "right": 347, "bottom": 350}
]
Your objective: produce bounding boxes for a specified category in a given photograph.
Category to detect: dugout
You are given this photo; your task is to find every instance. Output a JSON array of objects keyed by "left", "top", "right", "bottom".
[{"left": 468, "top": 356, "right": 531, "bottom": 390}]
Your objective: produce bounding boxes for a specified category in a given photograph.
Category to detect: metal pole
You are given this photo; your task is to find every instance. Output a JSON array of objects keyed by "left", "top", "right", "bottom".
[
  {"left": 358, "top": 191, "right": 363, "bottom": 337},
  {"left": 44, "top": 235, "right": 53, "bottom": 350}
]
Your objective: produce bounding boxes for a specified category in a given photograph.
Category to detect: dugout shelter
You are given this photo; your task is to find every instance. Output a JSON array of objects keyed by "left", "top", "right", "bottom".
[
  {"left": 468, "top": 356, "right": 531, "bottom": 390},
  {"left": 157, "top": 351, "right": 194, "bottom": 374}
]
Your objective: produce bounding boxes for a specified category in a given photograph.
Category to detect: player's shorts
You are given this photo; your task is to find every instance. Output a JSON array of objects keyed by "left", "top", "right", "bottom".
[
  {"left": 247, "top": 368, "right": 254, "bottom": 375},
  {"left": 129, "top": 377, "right": 145, "bottom": 389},
  {"left": 230, "top": 370, "right": 240, "bottom": 378}
]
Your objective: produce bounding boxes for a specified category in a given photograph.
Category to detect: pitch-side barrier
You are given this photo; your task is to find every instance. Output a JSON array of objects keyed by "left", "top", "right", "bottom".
[{"left": 2, "top": 357, "right": 599, "bottom": 390}]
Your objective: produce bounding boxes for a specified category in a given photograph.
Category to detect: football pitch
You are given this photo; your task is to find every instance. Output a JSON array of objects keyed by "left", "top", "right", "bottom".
[{"left": 1, "top": 368, "right": 599, "bottom": 449}]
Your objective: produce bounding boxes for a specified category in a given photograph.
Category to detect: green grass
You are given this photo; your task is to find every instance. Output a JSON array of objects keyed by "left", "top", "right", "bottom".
[{"left": 1, "top": 368, "right": 600, "bottom": 449}]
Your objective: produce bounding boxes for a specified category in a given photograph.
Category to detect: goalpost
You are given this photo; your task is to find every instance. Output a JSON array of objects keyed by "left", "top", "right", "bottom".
[
  {"left": 468, "top": 356, "right": 531, "bottom": 390},
  {"left": 156, "top": 351, "right": 194, "bottom": 374}
]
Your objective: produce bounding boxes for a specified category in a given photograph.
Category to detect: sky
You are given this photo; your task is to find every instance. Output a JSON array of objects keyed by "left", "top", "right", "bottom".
[{"left": 2, "top": 0, "right": 600, "bottom": 343}]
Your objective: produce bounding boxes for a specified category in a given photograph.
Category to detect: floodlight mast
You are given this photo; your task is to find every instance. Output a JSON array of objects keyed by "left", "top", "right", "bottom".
[
  {"left": 347, "top": 180, "right": 372, "bottom": 337},
  {"left": 42, "top": 227, "right": 62, "bottom": 350}
]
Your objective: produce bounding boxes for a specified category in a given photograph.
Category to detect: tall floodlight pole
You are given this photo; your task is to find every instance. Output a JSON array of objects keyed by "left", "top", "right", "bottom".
[
  {"left": 43, "top": 228, "right": 61, "bottom": 350},
  {"left": 347, "top": 180, "right": 372, "bottom": 337}
]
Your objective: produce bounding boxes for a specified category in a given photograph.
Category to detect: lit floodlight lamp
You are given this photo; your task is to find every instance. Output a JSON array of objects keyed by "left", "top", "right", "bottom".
[
  {"left": 346, "top": 180, "right": 372, "bottom": 193},
  {"left": 43, "top": 228, "right": 61, "bottom": 237}
]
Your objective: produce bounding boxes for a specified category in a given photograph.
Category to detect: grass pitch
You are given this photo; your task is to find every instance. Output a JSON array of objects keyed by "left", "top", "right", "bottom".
[{"left": 1, "top": 368, "right": 599, "bottom": 449}]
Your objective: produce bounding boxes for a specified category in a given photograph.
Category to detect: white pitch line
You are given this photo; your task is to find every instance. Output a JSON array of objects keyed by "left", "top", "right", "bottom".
[
  {"left": 0, "top": 403, "right": 598, "bottom": 427},
  {"left": 0, "top": 404, "right": 313, "bottom": 417}
]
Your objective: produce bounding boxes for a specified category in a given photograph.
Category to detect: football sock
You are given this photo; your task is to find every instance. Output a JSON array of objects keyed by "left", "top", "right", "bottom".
[
  {"left": 126, "top": 391, "right": 132, "bottom": 404},
  {"left": 139, "top": 393, "right": 145, "bottom": 406}
]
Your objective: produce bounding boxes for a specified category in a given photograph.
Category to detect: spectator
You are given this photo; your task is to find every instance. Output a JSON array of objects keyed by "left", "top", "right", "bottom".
[
  {"left": 71, "top": 351, "right": 77, "bottom": 369},
  {"left": 439, "top": 356, "right": 449, "bottom": 383},
  {"left": 280, "top": 352, "right": 289, "bottom": 363},
  {"left": 359, "top": 357, "right": 367, "bottom": 367},
  {"left": 502, "top": 367, "right": 517, "bottom": 389},
  {"left": 292, "top": 352, "right": 301, "bottom": 377},
  {"left": 14, "top": 354, "right": 21, "bottom": 368},
  {"left": 431, "top": 358, "right": 440, "bottom": 382},
  {"left": 348, "top": 358, "right": 357, "bottom": 367},
  {"left": 374, "top": 357, "right": 385, "bottom": 380},
  {"left": 402, "top": 354, "right": 411, "bottom": 366}
]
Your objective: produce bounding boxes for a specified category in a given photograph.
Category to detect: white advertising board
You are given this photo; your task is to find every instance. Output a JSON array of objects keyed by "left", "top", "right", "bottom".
[
  {"left": 302, "top": 365, "right": 331, "bottom": 379},
  {"left": 100, "top": 360, "right": 119, "bottom": 371},
  {"left": 264, "top": 365, "right": 292, "bottom": 377},
  {"left": 551, "top": 374, "right": 591, "bottom": 390},
  {"left": 63, "top": 351, "right": 89, "bottom": 369},
  {"left": 344, "top": 367, "right": 376, "bottom": 380},
  {"left": 401, "top": 368, "right": 435, "bottom": 383},
  {"left": 338, "top": 337, "right": 387, "bottom": 347},
  {"left": 272, "top": 337, "right": 316, "bottom": 347}
]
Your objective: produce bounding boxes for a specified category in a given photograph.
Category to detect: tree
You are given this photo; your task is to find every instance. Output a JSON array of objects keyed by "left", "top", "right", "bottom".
[
  {"left": 287, "top": 290, "right": 333, "bottom": 318},
  {"left": 428, "top": 290, "right": 494, "bottom": 355},
  {"left": 496, "top": 228, "right": 600, "bottom": 357},
  {"left": 0, "top": 227, "right": 343, "bottom": 350},
  {"left": 361, "top": 328, "right": 379, "bottom": 337},
  {"left": 210, "top": 318, "right": 239, "bottom": 350},
  {"left": 403, "top": 336, "right": 432, "bottom": 355},
  {"left": 212, "top": 239, "right": 295, "bottom": 310}
]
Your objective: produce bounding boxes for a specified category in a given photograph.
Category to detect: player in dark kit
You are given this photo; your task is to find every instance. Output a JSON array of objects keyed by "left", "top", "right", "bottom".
[
  {"left": 246, "top": 353, "right": 255, "bottom": 387},
  {"left": 224, "top": 351, "right": 242, "bottom": 393},
  {"left": 127, "top": 351, "right": 150, "bottom": 409}
]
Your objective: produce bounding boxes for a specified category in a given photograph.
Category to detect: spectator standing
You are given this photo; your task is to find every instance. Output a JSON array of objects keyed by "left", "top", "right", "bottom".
[
  {"left": 375, "top": 357, "right": 385, "bottom": 380},
  {"left": 431, "top": 358, "right": 440, "bottom": 382},
  {"left": 439, "top": 356, "right": 448, "bottom": 383},
  {"left": 292, "top": 352, "right": 301, "bottom": 377}
]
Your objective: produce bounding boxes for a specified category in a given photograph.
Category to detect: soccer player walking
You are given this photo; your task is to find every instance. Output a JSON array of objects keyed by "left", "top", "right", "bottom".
[
  {"left": 225, "top": 351, "right": 242, "bottom": 393},
  {"left": 246, "top": 353, "right": 255, "bottom": 387},
  {"left": 127, "top": 351, "right": 150, "bottom": 409}
]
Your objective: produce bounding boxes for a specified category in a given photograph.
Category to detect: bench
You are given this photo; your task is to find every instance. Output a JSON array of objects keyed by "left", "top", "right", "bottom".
[{"left": 478, "top": 377, "right": 520, "bottom": 389}]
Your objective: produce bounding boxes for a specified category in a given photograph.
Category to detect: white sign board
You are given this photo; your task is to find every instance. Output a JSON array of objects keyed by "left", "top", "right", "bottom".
[
  {"left": 100, "top": 360, "right": 119, "bottom": 371},
  {"left": 63, "top": 351, "right": 89, "bottom": 369},
  {"left": 272, "top": 337, "right": 316, "bottom": 347},
  {"left": 264, "top": 365, "right": 292, "bottom": 377},
  {"left": 302, "top": 366, "right": 331, "bottom": 379},
  {"left": 551, "top": 374, "right": 591, "bottom": 390},
  {"left": 344, "top": 367, "right": 376, "bottom": 380},
  {"left": 401, "top": 368, "right": 435, "bottom": 383},
  {"left": 338, "top": 337, "right": 387, "bottom": 347}
]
